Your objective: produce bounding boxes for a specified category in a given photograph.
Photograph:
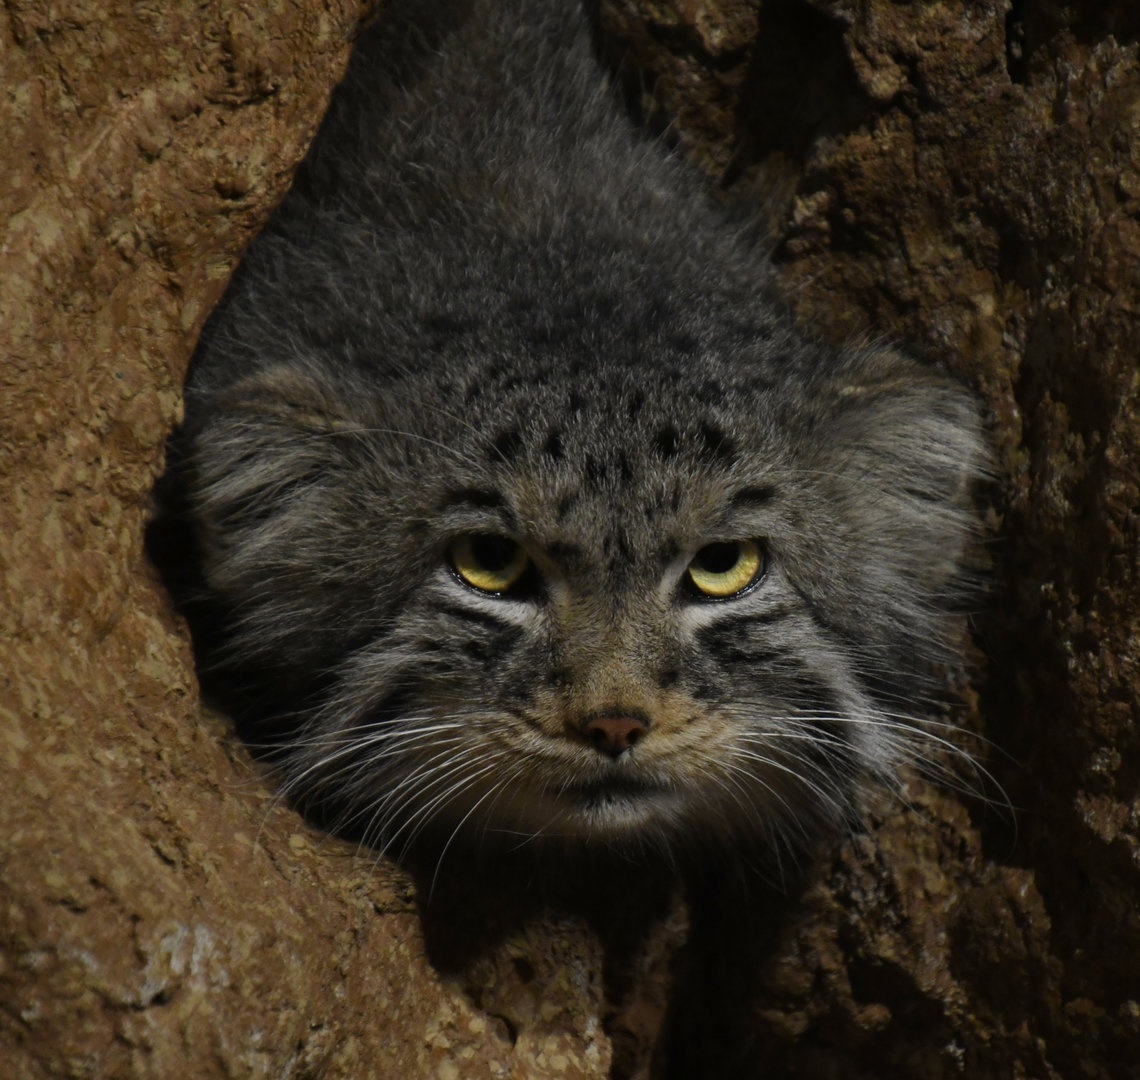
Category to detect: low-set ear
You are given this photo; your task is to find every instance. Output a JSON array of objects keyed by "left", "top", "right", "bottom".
[
  {"left": 182, "top": 363, "right": 369, "bottom": 541},
  {"left": 164, "top": 362, "right": 384, "bottom": 680},
  {"left": 797, "top": 347, "right": 988, "bottom": 672},
  {"left": 825, "top": 347, "right": 985, "bottom": 510}
]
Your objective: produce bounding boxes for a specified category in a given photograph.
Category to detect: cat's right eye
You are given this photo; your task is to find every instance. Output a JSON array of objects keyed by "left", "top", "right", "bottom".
[{"left": 449, "top": 534, "right": 529, "bottom": 595}]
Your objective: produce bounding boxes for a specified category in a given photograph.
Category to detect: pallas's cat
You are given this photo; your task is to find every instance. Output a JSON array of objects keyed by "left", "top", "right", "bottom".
[{"left": 162, "top": 0, "right": 983, "bottom": 884}]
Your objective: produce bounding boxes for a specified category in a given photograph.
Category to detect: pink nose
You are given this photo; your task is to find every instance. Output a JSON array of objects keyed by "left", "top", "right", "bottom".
[{"left": 582, "top": 713, "right": 649, "bottom": 758}]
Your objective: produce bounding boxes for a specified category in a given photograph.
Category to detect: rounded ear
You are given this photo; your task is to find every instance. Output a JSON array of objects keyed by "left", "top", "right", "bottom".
[
  {"left": 179, "top": 366, "right": 355, "bottom": 551},
  {"left": 159, "top": 362, "right": 385, "bottom": 685},
  {"left": 795, "top": 347, "right": 989, "bottom": 672},
  {"left": 824, "top": 347, "right": 986, "bottom": 508}
]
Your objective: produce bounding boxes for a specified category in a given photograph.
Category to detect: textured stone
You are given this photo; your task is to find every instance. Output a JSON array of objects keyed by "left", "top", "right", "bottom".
[
  {"left": 0, "top": 2, "right": 613, "bottom": 1076},
  {"left": 603, "top": 0, "right": 1140, "bottom": 1075}
]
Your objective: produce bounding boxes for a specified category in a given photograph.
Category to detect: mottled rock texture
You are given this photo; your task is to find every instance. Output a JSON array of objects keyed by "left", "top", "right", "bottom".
[
  {"left": 604, "top": 0, "right": 1140, "bottom": 1075},
  {"left": 1, "top": 2, "right": 611, "bottom": 1077},
  {"left": 2, "top": 0, "right": 1137, "bottom": 1078}
]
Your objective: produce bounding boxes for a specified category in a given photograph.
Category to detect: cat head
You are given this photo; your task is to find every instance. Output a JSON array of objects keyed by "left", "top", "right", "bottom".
[{"left": 175, "top": 341, "right": 985, "bottom": 861}]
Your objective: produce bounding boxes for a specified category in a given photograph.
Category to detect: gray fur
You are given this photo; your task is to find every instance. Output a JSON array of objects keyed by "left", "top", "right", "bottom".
[{"left": 166, "top": 0, "right": 986, "bottom": 862}]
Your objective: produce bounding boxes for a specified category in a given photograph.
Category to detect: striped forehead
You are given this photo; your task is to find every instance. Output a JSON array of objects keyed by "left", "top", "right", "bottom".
[{"left": 431, "top": 414, "right": 777, "bottom": 583}]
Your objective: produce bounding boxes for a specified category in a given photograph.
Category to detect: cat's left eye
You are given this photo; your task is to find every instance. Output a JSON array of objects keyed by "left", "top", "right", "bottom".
[
  {"left": 449, "top": 534, "right": 529, "bottom": 595},
  {"left": 686, "top": 540, "right": 765, "bottom": 599}
]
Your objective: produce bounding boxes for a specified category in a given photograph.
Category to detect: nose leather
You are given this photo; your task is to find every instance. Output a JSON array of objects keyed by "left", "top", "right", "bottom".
[{"left": 581, "top": 713, "right": 649, "bottom": 758}]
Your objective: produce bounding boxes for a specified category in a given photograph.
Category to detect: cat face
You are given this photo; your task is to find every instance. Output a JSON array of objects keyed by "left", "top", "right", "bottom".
[{"left": 183, "top": 344, "right": 981, "bottom": 857}]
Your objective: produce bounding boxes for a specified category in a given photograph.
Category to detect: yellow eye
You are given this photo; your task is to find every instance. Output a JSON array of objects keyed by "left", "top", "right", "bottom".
[
  {"left": 687, "top": 540, "right": 764, "bottom": 598},
  {"left": 449, "top": 534, "right": 529, "bottom": 594}
]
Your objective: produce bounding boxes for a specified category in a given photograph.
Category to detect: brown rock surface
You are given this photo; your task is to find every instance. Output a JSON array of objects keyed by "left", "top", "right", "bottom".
[
  {"left": 1, "top": 2, "right": 613, "bottom": 1077},
  {"left": 3, "top": 0, "right": 1138, "bottom": 1078},
  {"left": 604, "top": 0, "right": 1140, "bottom": 1075}
]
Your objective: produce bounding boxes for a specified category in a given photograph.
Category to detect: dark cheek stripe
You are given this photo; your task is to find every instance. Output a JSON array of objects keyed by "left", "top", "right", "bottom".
[
  {"left": 435, "top": 602, "right": 516, "bottom": 631},
  {"left": 438, "top": 487, "right": 506, "bottom": 510},
  {"left": 728, "top": 607, "right": 795, "bottom": 628}
]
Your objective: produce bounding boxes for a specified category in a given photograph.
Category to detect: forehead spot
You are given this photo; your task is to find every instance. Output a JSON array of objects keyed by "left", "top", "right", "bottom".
[
  {"left": 585, "top": 455, "right": 607, "bottom": 484},
  {"left": 729, "top": 486, "right": 777, "bottom": 509},
  {"left": 698, "top": 422, "right": 737, "bottom": 463},
  {"left": 655, "top": 425, "right": 681, "bottom": 458},
  {"left": 556, "top": 491, "right": 579, "bottom": 521},
  {"left": 545, "top": 539, "right": 586, "bottom": 569},
  {"left": 615, "top": 450, "right": 633, "bottom": 483},
  {"left": 543, "top": 429, "right": 564, "bottom": 460},
  {"left": 490, "top": 427, "right": 524, "bottom": 463},
  {"left": 438, "top": 487, "right": 506, "bottom": 511}
]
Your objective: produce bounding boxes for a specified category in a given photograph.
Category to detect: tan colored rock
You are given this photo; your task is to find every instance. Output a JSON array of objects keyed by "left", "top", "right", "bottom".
[{"left": 1, "top": 1, "right": 618, "bottom": 1076}]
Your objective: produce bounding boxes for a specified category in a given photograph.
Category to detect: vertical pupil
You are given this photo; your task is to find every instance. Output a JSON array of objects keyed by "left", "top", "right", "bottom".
[
  {"left": 471, "top": 535, "right": 515, "bottom": 570},
  {"left": 697, "top": 542, "right": 740, "bottom": 574}
]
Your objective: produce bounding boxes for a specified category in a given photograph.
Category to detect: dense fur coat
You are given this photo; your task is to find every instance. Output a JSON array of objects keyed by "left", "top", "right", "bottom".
[{"left": 165, "top": 0, "right": 983, "bottom": 871}]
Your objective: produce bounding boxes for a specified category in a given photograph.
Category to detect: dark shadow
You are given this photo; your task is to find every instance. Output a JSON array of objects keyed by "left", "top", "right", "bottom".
[
  {"left": 402, "top": 837, "right": 814, "bottom": 1080},
  {"left": 732, "top": 0, "right": 877, "bottom": 168}
]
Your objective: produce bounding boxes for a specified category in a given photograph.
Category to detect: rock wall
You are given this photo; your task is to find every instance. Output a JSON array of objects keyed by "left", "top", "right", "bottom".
[
  {"left": 2, "top": 0, "right": 1137, "bottom": 1077},
  {"left": 1, "top": 2, "right": 611, "bottom": 1076},
  {"left": 603, "top": 0, "right": 1140, "bottom": 1074}
]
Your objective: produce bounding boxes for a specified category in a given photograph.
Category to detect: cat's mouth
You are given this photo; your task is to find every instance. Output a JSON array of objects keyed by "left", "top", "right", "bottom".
[
  {"left": 561, "top": 773, "right": 667, "bottom": 803},
  {"left": 550, "top": 772, "right": 678, "bottom": 830}
]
